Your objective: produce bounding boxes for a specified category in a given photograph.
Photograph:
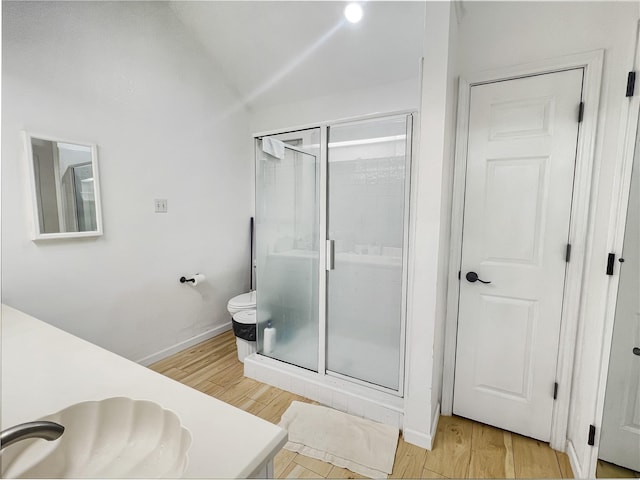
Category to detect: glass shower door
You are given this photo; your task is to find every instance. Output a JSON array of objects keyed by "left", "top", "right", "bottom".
[
  {"left": 255, "top": 129, "right": 320, "bottom": 371},
  {"left": 326, "top": 114, "right": 411, "bottom": 391}
]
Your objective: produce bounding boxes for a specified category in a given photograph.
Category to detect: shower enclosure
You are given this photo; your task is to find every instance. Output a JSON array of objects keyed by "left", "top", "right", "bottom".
[{"left": 253, "top": 113, "right": 412, "bottom": 395}]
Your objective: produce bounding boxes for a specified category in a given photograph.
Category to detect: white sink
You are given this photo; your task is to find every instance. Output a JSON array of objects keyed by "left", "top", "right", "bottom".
[{"left": 1, "top": 397, "right": 192, "bottom": 478}]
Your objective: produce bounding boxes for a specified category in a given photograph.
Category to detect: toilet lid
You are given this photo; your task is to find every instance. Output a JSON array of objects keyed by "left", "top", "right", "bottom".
[
  {"left": 232, "top": 309, "right": 256, "bottom": 324},
  {"left": 227, "top": 291, "right": 256, "bottom": 308}
]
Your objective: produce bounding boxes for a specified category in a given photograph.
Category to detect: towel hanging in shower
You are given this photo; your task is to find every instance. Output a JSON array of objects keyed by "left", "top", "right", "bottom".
[{"left": 262, "top": 137, "right": 286, "bottom": 159}]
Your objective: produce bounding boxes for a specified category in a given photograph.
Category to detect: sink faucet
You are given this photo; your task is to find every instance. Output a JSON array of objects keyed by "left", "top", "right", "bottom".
[{"left": 0, "top": 421, "right": 64, "bottom": 450}]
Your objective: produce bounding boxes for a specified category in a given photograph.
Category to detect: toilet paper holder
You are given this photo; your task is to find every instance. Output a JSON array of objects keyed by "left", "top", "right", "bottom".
[{"left": 179, "top": 273, "right": 206, "bottom": 286}]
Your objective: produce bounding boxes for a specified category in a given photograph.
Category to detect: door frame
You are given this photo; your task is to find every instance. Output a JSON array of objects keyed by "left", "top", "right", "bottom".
[
  {"left": 588, "top": 23, "right": 640, "bottom": 478},
  {"left": 442, "top": 50, "right": 604, "bottom": 451}
]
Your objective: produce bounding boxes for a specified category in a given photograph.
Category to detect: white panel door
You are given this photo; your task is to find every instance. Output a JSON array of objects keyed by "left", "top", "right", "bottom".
[
  {"left": 599, "top": 147, "right": 640, "bottom": 471},
  {"left": 454, "top": 69, "right": 583, "bottom": 442}
]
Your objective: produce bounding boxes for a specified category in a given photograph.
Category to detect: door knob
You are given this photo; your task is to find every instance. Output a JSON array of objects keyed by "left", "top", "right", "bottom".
[
  {"left": 633, "top": 347, "right": 640, "bottom": 356},
  {"left": 466, "top": 271, "right": 491, "bottom": 284}
]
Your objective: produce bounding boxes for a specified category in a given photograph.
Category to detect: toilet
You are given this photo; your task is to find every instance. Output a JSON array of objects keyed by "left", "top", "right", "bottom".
[{"left": 227, "top": 291, "right": 257, "bottom": 362}]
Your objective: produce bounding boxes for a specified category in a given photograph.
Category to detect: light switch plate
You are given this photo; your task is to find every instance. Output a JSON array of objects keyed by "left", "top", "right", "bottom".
[{"left": 154, "top": 199, "right": 168, "bottom": 213}]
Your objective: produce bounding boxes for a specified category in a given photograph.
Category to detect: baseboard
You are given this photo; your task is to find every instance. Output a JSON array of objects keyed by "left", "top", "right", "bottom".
[
  {"left": 403, "top": 427, "right": 434, "bottom": 450},
  {"left": 430, "top": 402, "right": 440, "bottom": 447},
  {"left": 136, "top": 322, "right": 232, "bottom": 366},
  {"left": 402, "top": 402, "right": 439, "bottom": 450},
  {"left": 566, "top": 440, "right": 584, "bottom": 479}
]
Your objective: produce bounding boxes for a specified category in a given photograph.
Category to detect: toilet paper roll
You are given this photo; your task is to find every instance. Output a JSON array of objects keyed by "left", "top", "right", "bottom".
[{"left": 190, "top": 273, "right": 206, "bottom": 286}]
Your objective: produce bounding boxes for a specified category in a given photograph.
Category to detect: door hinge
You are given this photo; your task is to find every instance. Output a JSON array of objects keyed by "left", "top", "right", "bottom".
[
  {"left": 458, "top": 270, "right": 461, "bottom": 280},
  {"left": 578, "top": 102, "right": 585, "bottom": 123},
  {"left": 626, "top": 71, "right": 636, "bottom": 97},
  {"left": 588, "top": 425, "right": 596, "bottom": 446},
  {"left": 553, "top": 382, "right": 559, "bottom": 400},
  {"left": 606, "top": 253, "right": 616, "bottom": 275},
  {"left": 565, "top": 244, "right": 571, "bottom": 263}
]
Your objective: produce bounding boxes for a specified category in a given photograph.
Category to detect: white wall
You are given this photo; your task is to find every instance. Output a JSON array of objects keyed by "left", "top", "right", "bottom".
[
  {"left": 249, "top": 77, "right": 420, "bottom": 134},
  {"left": 431, "top": 1, "right": 460, "bottom": 431},
  {"left": 2, "top": 1, "right": 253, "bottom": 362},
  {"left": 452, "top": 1, "right": 638, "bottom": 475},
  {"left": 403, "top": 1, "right": 459, "bottom": 449}
]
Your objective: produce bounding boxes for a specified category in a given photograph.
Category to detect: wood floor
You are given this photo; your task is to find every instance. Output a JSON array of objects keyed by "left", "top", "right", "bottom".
[
  {"left": 149, "top": 330, "right": 574, "bottom": 479},
  {"left": 597, "top": 460, "right": 640, "bottom": 478}
]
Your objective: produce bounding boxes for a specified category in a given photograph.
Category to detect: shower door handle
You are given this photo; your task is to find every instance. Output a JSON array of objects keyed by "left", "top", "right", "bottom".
[{"left": 326, "top": 240, "right": 335, "bottom": 271}]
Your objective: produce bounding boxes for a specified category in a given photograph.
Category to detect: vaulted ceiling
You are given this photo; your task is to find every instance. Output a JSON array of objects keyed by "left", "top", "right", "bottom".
[{"left": 170, "top": 1, "right": 425, "bottom": 110}]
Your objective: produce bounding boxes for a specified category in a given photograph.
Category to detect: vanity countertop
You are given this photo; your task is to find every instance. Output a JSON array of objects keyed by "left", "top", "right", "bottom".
[{"left": 1, "top": 305, "right": 288, "bottom": 478}]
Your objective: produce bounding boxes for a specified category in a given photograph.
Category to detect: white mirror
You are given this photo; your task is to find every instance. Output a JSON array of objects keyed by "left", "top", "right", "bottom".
[{"left": 24, "top": 132, "right": 103, "bottom": 240}]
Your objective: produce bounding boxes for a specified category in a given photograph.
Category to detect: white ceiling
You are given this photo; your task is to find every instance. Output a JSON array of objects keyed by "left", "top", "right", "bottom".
[{"left": 170, "top": 1, "right": 425, "bottom": 111}]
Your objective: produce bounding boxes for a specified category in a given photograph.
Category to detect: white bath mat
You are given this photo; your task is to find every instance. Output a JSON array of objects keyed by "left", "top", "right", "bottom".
[{"left": 278, "top": 401, "right": 399, "bottom": 478}]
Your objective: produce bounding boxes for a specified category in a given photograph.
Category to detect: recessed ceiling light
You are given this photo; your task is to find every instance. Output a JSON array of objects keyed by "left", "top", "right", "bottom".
[{"left": 344, "top": 3, "right": 363, "bottom": 24}]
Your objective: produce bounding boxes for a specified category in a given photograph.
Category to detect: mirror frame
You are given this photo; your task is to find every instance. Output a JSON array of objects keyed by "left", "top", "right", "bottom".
[{"left": 23, "top": 131, "right": 103, "bottom": 240}]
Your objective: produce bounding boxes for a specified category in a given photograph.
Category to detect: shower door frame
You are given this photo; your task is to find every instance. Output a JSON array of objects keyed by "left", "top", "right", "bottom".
[{"left": 254, "top": 109, "right": 415, "bottom": 397}]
